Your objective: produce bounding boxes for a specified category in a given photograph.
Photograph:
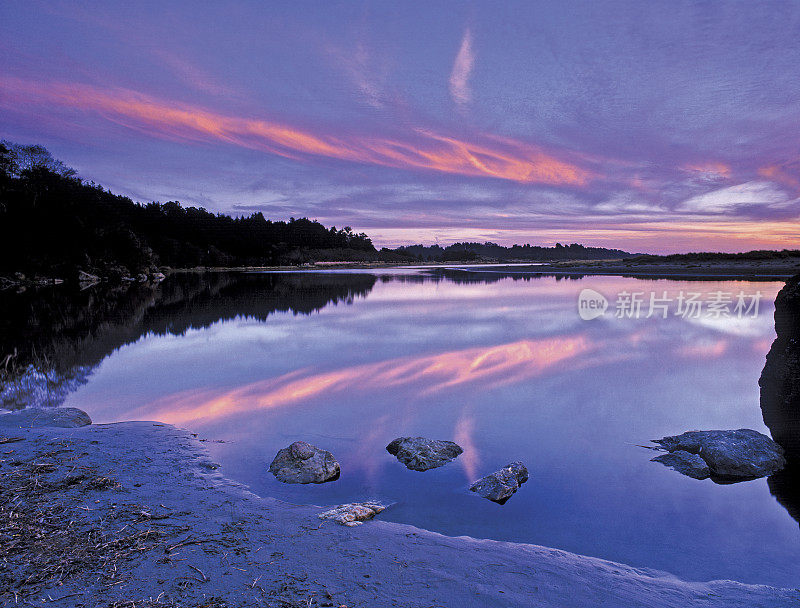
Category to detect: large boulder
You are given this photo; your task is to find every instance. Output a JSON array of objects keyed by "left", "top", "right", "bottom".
[
  {"left": 318, "top": 502, "right": 387, "bottom": 526},
  {"left": 653, "top": 429, "right": 785, "bottom": 479},
  {"left": 651, "top": 451, "right": 710, "bottom": 480},
  {"left": 469, "top": 462, "right": 529, "bottom": 503},
  {"left": 760, "top": 274, "right": 800, "bottom": 459},
  {"left": 386, "top": 436, "right": 463, "bottom": 471},
  {"left": 268, "top": 441, "right": 340, "bottom": 484},
  {"left": 0, "top": 407, "right": 92, "bottom": 429}
]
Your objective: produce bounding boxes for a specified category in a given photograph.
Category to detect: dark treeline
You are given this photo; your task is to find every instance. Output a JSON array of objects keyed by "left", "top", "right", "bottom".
[
  {"left": 0, "top": 141, "right": 402, "bottom": 280},
  {"left": 397, "top": 241, "right": 633, "bottom": 262},
  {"left": 631, "top": 250, "right": 800, "bottom": 262},
  {"left": 0, "top": 141, "right": 637, "bottom": 280}
]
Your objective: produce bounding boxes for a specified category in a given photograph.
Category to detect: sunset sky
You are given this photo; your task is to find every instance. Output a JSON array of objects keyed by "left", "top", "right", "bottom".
[{"left": 2, "top": 1, "right": 800, "bottom": 253}]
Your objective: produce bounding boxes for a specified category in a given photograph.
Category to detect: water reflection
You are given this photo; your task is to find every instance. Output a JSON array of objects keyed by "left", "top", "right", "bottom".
[
  {"left": 0, "top": 272, "right": 376, "bottom": 409},
  {"left": 768, "top": 464, "right": 800, "bottom": 527},
  {"left": 1, "top": 268, "right": 798, "bottom": 587},
  {"left": 136, "top": 335, "right": 591, "bottom": 425}
]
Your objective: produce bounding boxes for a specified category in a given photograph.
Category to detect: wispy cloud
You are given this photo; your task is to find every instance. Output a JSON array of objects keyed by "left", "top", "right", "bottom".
[
  {"left": 449, "top": 28, "right": 474, "bottom": 107},
  {"left": 0, "top": 77, "right": 591, "bottom": 186}
]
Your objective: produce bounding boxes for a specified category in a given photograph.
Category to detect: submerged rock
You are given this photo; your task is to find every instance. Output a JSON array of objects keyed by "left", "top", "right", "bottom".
[
  {"left": 0, "top": 407, "right": 92, "bottom": 429},
  {"left": 268, "top": 441, "right": 340, "bottom": 484},
  {"left": 386, "top": 436, "right": 463, "bottom": 471},
  {"left": 653, "top": 429, "right": 785, "bottom": 479},
  {"left": 651, "top": 451, "right": 710, "bottom": 480},
  {"left": 469, "top": 462, "right": 529, "bottom": 503},
  {"left": 760, "top": 274, "right": 800, "bottom": 459},
  {"left": 318, "top": 502, "right": 387, "bottom": 526}
]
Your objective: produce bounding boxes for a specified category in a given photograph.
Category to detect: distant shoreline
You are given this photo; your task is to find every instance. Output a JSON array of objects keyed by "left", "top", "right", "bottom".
[
  {"left": 169, "top": 258, "right": 800, "bottom": 281},
  {"left": 4, "top": 258, "right": 798, "bottom": 291}
]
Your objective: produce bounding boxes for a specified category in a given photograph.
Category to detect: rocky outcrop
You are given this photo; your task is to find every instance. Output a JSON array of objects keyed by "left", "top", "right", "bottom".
[
  {"left": 469, "top": 462, "right": 529, "bottom": 503},
  {"left": 651, "top": 451, "right": 710, "bottom": 480},
  {"left": 386, "top": 437, "right": 463, "bottom": 471},
  {"left": 318, "top": 502, "right": 387, "bottom": 526},
  {"left": 268, "top": 441, "right": 340, "bottom": 484},
  {"left": 653, "top": 429, "right": 785, "bottom": 479},
  {"left": 760, "top": 274, "right": 800, "bottom": 459},
  {"left": 0, "top": 407, "right": 92, "bottom": 428}
]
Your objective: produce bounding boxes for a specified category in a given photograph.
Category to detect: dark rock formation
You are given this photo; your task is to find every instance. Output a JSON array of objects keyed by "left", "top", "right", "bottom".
[
  {"left": 268, "top": 441, "right": 340, "bottom": 484},
  {"left": 760, "top": 274, "right": 800, "bottom": 459},
  {"left": 469, "top": 462, "right": 529, "bottom": 503},
  {"left": 653, "top": 429, "right": 785, "bottom": 479},
  {"left": 651, "top": 451, "right": 710, "bottom": 480},
  {"left": 0, "top": 407, "right": 92, "bottom": 428},
  {"left": 386, "top": 437, "right": 463, "bottom": 471}
]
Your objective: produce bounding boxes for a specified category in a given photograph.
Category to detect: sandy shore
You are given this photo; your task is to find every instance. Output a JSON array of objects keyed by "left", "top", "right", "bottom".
[{"left": 1, "top": 421, "right": 797, "bottom": 607}]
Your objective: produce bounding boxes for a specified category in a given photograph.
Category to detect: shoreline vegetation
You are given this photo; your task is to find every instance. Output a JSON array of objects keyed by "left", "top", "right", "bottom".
[
  {"left": 0, "top": 141, "right": 630, "bottom": 287},
  {"left": 8, "top": 140, "right": 800, "bottom": 288}
]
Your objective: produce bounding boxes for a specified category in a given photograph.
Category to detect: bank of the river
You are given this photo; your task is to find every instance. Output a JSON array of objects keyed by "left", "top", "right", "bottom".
[{"left": 0, "top": 420, "right": 796, "bottom": 607}]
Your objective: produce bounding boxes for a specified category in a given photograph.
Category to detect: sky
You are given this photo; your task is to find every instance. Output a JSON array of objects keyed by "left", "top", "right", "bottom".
[{"left": 1, "top": 1, "right": 800, "bottom": 253}]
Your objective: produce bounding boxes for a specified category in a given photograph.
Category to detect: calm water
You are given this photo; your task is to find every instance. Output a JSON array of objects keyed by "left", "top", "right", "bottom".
[{"left": 4, "top": 269, "right": 799, "bottom": 587}]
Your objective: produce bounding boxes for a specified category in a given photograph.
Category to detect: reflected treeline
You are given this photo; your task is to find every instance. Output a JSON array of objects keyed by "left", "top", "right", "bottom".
[
  {"left": 416, "top": 269, "right": 585, "bottom": 284},
  {"left": 0, "top": 272, "right": 377, "bottom": 410}
]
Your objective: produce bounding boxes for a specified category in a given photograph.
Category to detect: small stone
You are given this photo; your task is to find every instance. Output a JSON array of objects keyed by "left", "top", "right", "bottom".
[
  {"left": 470, "top": 462, "right": 529, "bottom": 503},
  {"left": 318, "top": 502, "right": 386, "bottom": 526},
  {"left": 269, "top": 441, "right": 340, "bottom": 484},
  {"left": 386, "top": 436, "right": 463, "bottom": 471}
]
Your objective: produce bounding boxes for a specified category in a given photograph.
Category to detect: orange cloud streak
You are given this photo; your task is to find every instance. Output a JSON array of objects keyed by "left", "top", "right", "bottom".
[
  {"left": 683, "top": 162, "right": 732, "bottom": 177},
  {"left": 0, "top": 77, "right": 591, "bottom": 186},
  {"left": 759, "top": 165, "right": 800, "bottom": 191},
  {"left": 137, "top": 336, "right": 590, "bottom": 425}
]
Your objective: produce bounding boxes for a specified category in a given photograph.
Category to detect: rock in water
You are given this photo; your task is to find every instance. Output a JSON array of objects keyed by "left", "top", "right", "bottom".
[
  {"left": 469, "top": 462, "right": 529, "bottom": 503},
  {"left": 386, "top": 436, "right": 463, "bottom": 471},
  {"left": 651, "top": 451, "right": 710, "bottom": 480},
  {"left": 318, "top": 502, "right": 387, "bottom": 526},
  {"left": 653, "top": 429, "right": 785, "bottom": 479},
  {"left": 269, "top": 441, "right": 340, "bottom": 484},
  {"left": 760, "top": 274, "right": 800, "bottom": 459},
  {"left": 0, "top": 407, "right": 92, "bottom": 428}
]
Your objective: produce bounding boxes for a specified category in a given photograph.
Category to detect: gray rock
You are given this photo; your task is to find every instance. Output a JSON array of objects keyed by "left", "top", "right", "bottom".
[
  {"left": 651, "top": 451, "right": 710, "bottom": 480},
  {"left": 653, "top": 429, "right": 785, "bottom": 479},
  {"left": 318, "top": 502, "right": 387, "bottom": 526},
  {"left": 386, "top": 436, "right": 463, "bottom": 471},
  {"left": 0, "top": 407, "right": 92, "bottom": 428},
  {"left": 469, "top": 462, "right": 529, "bottom": 503},
  {"left": 269, "top": 441, "right": 340, "bottom": 484}
]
